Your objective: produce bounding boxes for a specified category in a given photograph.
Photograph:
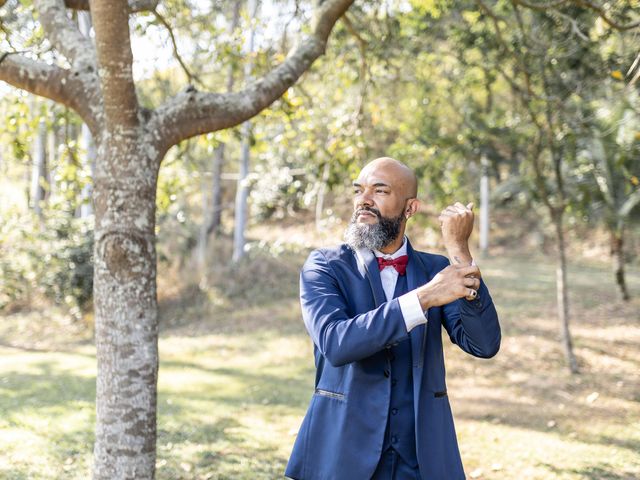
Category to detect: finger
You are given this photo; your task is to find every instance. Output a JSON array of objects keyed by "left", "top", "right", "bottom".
[
  {"left": 456, "top": 265, "right": 480, "bottom": 277},
  {"left": 463, "top": 277, "right": 481, "bottom": 289},
  {"left": 466, "top": 202, "right": 474, "bottom": 211},
  {"left": 466, "top": 289, "right": 478, "bottom": 299},
  {"left": 453, "top": 201, "right": 466, "bottom": 209}
]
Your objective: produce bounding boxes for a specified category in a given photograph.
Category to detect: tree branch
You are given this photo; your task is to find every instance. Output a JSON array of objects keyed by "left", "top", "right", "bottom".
[
  {"left": 91, "top": 0, "right": 139, "bottom": 131},
  {"left": 0, "top": 52, "right": 100, "bottom": 133},
  {"left": 573, "top": 0, "right": 640, "bottom": 31},
  {"left": 153, "top": 0, "right": 355, "bottom": 152},
  {"left": 551, "top": 9, "right": 590, "bottom": 41},
  {"left": 628, "top": 52, "right": 640, "bottom": 86},
  {"left": 512, "top": 0, "right": 640, "bottom": 31},
  {"left": 511, "top": 0, "right": 571, "bottom": 11},
  {"left": 64, "top": 0, "right": 158, "bottom": 13},
  {"left": 34, "top": 0, "right": 96, "bottom": 69},
  {"left": 152, "top": 8, "right": 202, "bottom": 87}
]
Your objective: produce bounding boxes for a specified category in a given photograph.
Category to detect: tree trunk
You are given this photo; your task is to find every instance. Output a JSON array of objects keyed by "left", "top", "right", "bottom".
[
  {"left": 30, "top": 118, "right": 48, "bottom": 217},
  {"left": 552, "top": 211, "right": 579, "bottom": 374},
  {"left": 92, "top": 139, "right": 160, "bottom": 479},
  {"left": 78, "top": 9, "right": 95, "bottom": 218},
  {"left": 232, "top": 0, "right": 258, "bottom": 262},
  {"left": 479, "top": 154, "right": 490, "bottom": 256},
  {"left": 207, "top": 0, "right": 241, "bottom": 238},
  {"left": 315, "top": 160, "right": 330, "bottom": 231},
  {"left": 208, "top": 143, "right": 225, "bottom": 235},
  {"left": 91, "top": 0, "right": 159, "bottom": 477},
  {"left": 79, "top": 122, "right": 96, "bottom": 217},
  {"left": 47, "top": 107, "right": 58, "bottom": 200},
  {"left": 233, "top": 120, "right": 251, "bottom": 262},
  {"left": 610, "top": 226, "right": 630, "bottom": 301}
]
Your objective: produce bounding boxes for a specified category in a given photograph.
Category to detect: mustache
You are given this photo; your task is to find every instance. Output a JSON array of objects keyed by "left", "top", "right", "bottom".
[{"left": 355, "top": 206, "right": 382, "bottom": 219}]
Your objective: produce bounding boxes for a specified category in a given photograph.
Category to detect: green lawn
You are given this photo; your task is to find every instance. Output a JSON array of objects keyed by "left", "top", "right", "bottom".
[{"left": 1, "top": 249, "right": 639, "bottom": 479}]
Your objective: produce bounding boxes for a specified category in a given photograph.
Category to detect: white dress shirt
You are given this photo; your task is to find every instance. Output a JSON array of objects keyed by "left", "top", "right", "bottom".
[{"left": 356, "top": 237, "right": 428, "bottom": 333}]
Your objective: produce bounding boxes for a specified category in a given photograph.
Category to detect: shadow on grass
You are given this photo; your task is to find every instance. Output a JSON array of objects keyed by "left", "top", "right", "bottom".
[
  {"left": 156, "top": 410, "right": 292, "bottom": 479},
  {"left": 454, "top": 395, "right": 640, "bottom": 457},
  {"left": 0, "top": 362, "right": 95, "bottom": 413},
  {"left": 159, "top": 358, "right": 313, "bottom": 409}
]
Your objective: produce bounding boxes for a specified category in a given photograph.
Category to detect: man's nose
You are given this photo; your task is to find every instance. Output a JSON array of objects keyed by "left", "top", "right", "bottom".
[{"left": 357, "top": 193, "right": 374, "bottom": 208}]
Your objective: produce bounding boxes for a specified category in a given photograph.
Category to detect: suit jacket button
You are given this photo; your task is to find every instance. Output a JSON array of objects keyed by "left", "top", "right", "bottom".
[{"left": 384, "top": 369, "right": 390, "bottom": 378}]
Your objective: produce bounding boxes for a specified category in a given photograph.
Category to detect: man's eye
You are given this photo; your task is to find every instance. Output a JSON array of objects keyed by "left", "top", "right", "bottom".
[
  {"left": 354, "top": 189, "right": 362, "bottom": 194},
  {"left": 376, "top": 189, "right": 387, "bottom": 194}
]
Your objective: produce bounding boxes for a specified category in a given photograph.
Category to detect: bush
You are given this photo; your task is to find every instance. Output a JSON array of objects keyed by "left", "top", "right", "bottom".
[{"left": 0, "top": 211, "right": 94, "bottom": 317}]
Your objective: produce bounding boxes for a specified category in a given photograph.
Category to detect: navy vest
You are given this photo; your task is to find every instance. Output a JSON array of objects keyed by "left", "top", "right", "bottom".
[{"left": 381, "top": 272, "right": 418, "bottom": 467}]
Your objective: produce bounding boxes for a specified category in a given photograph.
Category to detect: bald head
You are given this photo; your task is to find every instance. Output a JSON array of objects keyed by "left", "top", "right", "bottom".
[
  {"left": 348, "top": 157, "right": 420, "bottom": 253},
  {"left": 359, "top": 157, "right": 418, "bottom": 198}
]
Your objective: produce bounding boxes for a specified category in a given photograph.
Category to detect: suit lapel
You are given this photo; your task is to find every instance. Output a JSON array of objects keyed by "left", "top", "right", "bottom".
[
  {"left": 406, "top": 240, "right": 429, "bottom": 369},
  {"left": 353, "top": 247, "right": 386, "bottom": 308},
  {"left": 405, "top": 240, "right": 431, "bottom": 417}
]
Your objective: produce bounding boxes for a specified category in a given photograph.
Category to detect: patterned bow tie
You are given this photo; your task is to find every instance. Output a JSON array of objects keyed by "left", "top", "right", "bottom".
[{"left": 376, "top": 255, "right": 408, "bottom": 275}]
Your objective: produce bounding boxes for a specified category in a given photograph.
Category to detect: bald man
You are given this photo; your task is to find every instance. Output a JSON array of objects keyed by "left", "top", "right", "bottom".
[{"left": 285, "top": 158, "right": 501, "bottom": 480}]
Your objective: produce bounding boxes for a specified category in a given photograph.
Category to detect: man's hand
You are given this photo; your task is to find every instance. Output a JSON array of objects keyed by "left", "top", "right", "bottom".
[
  {"left": 438, "top": 202, "right": 474, "bottom": 264},
  {"left": 416, "top": 264, "right": 481, "bottom": 310}
]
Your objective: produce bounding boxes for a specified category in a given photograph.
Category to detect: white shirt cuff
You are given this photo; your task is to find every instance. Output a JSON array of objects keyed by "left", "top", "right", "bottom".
[{"left": 398, "top": 291, "right": 428, "bottom": 332}]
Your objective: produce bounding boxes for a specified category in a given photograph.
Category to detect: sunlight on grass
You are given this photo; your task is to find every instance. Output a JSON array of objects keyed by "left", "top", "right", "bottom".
[{"left": 458, "top": 420, "right": 640, "bottom": 479}]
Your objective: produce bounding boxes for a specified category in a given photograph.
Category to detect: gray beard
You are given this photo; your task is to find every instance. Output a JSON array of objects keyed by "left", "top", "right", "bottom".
[{"left": 344, "top": 209, "right": 405, "bottom": 251}]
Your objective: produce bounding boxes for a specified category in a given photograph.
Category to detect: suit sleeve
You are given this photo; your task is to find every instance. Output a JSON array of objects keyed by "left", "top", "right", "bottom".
[
  {"left": 440, "top": 258, "right": 501, "bottom": 359},
  {"left": 300, "top": 249, "right": 410, "bottom": 367}
]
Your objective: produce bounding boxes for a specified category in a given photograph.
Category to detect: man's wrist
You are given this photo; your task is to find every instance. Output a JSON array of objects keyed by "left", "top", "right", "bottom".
[
  {"left": 447, "top": 246, "right": 473, "bottom": 265},
  {"left": 416, "top": 285, "right": 433, "bottom": 311}
]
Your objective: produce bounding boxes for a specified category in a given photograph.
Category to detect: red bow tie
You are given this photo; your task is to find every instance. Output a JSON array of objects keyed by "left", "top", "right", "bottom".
[{"left": 376, "top": 255, "right": 408, "bottom": 275}]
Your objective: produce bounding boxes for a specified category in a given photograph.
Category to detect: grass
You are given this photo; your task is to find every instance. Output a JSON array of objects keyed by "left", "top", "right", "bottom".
[{"left": 1, "top": 236, "right": 639, "bottom": 479}]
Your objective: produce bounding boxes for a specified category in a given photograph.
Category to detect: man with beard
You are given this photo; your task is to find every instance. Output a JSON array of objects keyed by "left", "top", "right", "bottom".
[{"left": 285, "top": 157, "right": 501, "bottom": 480}]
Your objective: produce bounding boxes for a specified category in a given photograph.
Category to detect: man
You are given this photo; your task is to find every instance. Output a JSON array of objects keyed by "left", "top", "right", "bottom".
[{"left": 285, "top": 157, "right": 501, "bottom": 480}]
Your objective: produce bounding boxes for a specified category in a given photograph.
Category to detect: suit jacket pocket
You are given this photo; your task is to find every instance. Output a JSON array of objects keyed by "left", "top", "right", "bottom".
[{"left": 314, "top": 388, "right": 346, "bottom": 401}]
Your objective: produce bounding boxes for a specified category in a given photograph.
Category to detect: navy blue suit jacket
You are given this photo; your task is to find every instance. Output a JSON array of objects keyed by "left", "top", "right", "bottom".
[{"left": 285, "top": 239, "right": 501, "bottom": 480}]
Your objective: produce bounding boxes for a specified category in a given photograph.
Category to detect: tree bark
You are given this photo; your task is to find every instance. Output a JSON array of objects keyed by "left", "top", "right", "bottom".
[
  {"left": 92, "top": 144, "right": 160, "bottom": 479},
  {"left": 64, "top": 0, "right": 158, "bottom": 12},
  {"left": 552, "top": 210, "right": 579, "bottom": 374}
]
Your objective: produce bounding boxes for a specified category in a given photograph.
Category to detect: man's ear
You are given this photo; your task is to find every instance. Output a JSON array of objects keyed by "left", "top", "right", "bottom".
[{"left": 405, "top": 198, "right": 420, "bottom": 219}]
